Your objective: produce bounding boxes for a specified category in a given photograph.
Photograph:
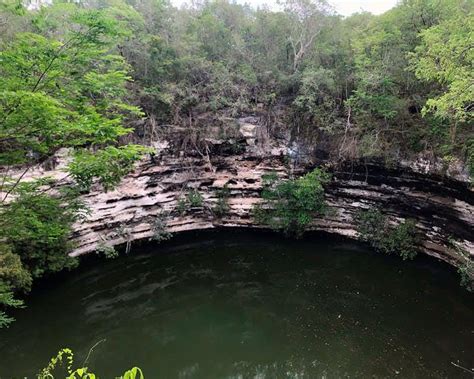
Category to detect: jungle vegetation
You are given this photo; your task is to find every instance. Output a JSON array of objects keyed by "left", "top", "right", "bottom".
[{"left": 0, "top": 0, "right": 472, "bottom": 326}]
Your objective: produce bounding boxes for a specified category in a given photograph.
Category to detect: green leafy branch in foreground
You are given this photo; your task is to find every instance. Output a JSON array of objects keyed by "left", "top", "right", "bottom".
[
  {"left": 38, "top": 348, "right": 144, "bottom": 379},
  {"left": 254, "top": 168, "right": 331, "bottom": 237},
  {"left": 0, "top": 281, "right": 24, "bottom": 328},
  {"left": 355, "top": 208, "right": 419, "bottom": 260}
]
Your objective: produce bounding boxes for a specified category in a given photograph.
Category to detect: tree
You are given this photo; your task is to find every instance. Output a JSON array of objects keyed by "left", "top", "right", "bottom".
[
  {"left": 0, "top": 244, "right": 32, "bottom": 292},
  {"left": 411, "top": 11, "right": 473, "bottom": 143},
  {"left": 254, "top": 168, "right": 331, "bottom": 236},
  {"left": 0, "top": 181, "right": 86, "bottom": 279},
  {"left": 283, "top": 0, "right": 332, "bottom": 72},
  {"left": 0, "top": 4, "right": 147, "bottom": 326},
  {"left": 0, "top": 7, "right": 146, "bottom": 200}
]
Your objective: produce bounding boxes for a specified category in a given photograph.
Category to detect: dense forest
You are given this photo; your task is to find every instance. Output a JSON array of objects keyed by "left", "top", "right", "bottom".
[{"left": 0, "top": 0, "right": 472, "bottom": 346}]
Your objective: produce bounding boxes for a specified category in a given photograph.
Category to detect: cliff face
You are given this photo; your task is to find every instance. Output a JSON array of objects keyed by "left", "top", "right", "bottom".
[{"left": 69, "top": 145, "right": 473, "bottom": 275}]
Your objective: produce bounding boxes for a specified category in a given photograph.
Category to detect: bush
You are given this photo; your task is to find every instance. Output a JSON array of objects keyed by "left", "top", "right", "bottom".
[
  {"left": 150, "top": 213, "right": 172, "bottom": 242},
  {"left": 212, "top": 184, "right": 230, "bottom": 217},
  {"left": 174, "top": 190, "right": 204, "bottom": 216},
  {"left": 187, "top": 189, "right": 204, "bottom": 208},
  {"left": 0, "top": 183, "right": 84, "bottom": 278},
  {"left": 355, "top": 208, "right": 418, "bottom": 260},
  {"left": 458, "top": 262, "right": 474, "bottom": 292},
  {"left": 0, "top": 181, "right": 89, "bottom": 327},
  {"left": 0, "top": 245, "right": 32, "bottom": 292},
  {"left": 448, "top": 238, "right": 473, "bottom": 291},
  {"left": 96, "top": 242, "right": 119, "bottom": 259},
  {"left": 176, "top": 197, "right": 187, "bottom": 216},
  {"left": 254, "top": 168, "right": 331, "bottom": 237}
]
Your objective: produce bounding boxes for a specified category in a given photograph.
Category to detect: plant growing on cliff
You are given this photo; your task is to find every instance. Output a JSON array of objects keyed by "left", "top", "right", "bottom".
[
  {"left": 212, "top": 184, "right": 230, "bottom": 217},
  {"left": 448, "top": 237, "right": 473, "bottom": 291},
  {"left": 458, "top": 262, "right": 474, "bottom": 292},
  {"left": 96, "top": 242, "right": 119, "bottom": 260},
  {"left": 175, "top": 189, "right": 205, "bottom": 216},
  {"left": 176, "top": 196, "right": 188, "bottom": 216},
  {"left": 355, "top": 208, "right": 418, "bottom": 260},
  {"left": 187, "top": 189, "right": 204, "bottom": 208},
  {"left": 150, "top": 213, "right": 172, "bottom": 242},
  {"left": 0, "top": 181, "right": 86, "bottom": 278},
  {"left": 254, "top": 168, "right": 331, "bottom": 237}
]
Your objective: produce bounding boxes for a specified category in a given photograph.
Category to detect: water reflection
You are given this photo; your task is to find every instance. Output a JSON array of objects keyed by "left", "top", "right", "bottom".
[{"left": 0, "top": 230, "right": 472, "bottom": 378}]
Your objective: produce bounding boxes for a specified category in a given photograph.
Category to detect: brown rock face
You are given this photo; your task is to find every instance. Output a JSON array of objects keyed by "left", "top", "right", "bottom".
[{"left": 69, "top": 148, "right": 473, "bottom": 278}]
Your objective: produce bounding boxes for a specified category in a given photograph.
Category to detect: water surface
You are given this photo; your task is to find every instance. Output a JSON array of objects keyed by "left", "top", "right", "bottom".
[{"left": 0, "top": 230, "right": 472, "bottom": 378}]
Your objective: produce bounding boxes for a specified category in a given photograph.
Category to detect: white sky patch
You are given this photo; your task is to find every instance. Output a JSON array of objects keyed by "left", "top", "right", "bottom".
[
  {"left": 330, "top": 0, "right": 398, "bottom": 16},
  {"left": 171, "top": 0, "right": 399, "bottom": 16}
]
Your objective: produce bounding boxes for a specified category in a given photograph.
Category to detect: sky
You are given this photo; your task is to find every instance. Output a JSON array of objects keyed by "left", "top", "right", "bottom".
[{"left": 170, "top": 0, "right": 399, "bottom": 16}]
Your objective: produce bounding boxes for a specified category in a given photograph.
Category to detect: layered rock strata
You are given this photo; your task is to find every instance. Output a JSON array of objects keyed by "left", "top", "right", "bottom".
[{"left": 69, "top": 150, "right": 473, "bottom": 275}]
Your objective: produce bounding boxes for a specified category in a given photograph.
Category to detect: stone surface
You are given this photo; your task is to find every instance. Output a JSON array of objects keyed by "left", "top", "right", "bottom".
[
  {"left": 2, "top": 142, "right": 472, "bottom": 275},
  {"left": 64, "top": 150, "right": 473, "bottom": 277}
]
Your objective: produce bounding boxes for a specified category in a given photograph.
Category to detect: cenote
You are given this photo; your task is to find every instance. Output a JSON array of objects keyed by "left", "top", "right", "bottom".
[{"left": 0, "top": 230, "right": 472, "bottom": 378}]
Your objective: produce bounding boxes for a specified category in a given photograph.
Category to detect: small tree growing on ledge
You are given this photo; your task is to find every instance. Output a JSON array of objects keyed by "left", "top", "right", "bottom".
[
  {"left": 254, "top": 168, "right": 331, "bottom": 237},
  {"left": 448, "top": 238, "right": 474, "bottom": 292},
  {"left": 355, "top": 208, "right": 419, "bottom": 260}
]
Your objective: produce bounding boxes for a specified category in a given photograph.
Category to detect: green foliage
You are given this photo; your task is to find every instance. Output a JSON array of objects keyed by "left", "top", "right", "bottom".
[
  {"left": 69, "top": 145, "right": 149, "bottom": 191},
  {"left": 176, "top": 197, "right": 188, "bottom": 216},
  {"left": 0, "top": 4, "right": 148, "bottom": 328},
  {"left": 0, "top": 0, "right": 472, "bottom": 330},
  {"left": 0, "top": 281, "right": 24, "bottom": 328},
  {"left": 293, "top": 68, "right": 339, "bottom": 132},
  {"left": 2, "top": 0, "right": 472, "bottom": 172},
  {"left": 254, "top": 168, "right": 331, "bottom": 237},
  {"left": 0, "top": 10, "right": 143, "bottom": 166},
  {"left": 0, "top": 244, "right": 32, "bottom": 292},
  {"left": 0, "top": 3, "right": 147, "bottom": 198},
  {"left": 411, "top": 11, "right": 473, "bottom": 125},
  {"left": 187, "top": 189, "right": 204, "bottom": 208},
  {"left": 458, "top": 262, "right": 474, "bottom": 292},
  {"left": 0, "top": 182, "right": 85, "bottom": 278},
  {"left": 174, "top": 190, "right": 204, "bottom": 215},
  {"left": 213, "top": 184, "right": 230, "bottom": 217},
  {"left": 355, "top": 208, "right": 418, "bottom": 260},
  {"left": 447, "top": 237, "right": 473, "bottom": 291},
  {"left": 96, "top": 242, "right": 119, "bottom": 259},
  {"left": 38, "top": 348, "right": 144, "bottom": 379},
  {"left": 150, "top": 213, "right": 172, "bottom": 242}
]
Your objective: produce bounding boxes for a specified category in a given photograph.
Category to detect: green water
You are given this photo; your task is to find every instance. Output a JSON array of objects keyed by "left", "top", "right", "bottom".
[{"left": 0, "top": 230, "right": 472, "bottom": 378}]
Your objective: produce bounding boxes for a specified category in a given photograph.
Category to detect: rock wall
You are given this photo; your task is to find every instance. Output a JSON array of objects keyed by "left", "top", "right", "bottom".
[{"left": 70, "top": 148, "right": 473, "bottom": 274}]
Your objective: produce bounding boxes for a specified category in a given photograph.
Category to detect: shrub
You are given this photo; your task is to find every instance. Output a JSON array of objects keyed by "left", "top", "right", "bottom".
[
  {"left": 150, "top": 213, "right": 172, "bottom": 242},
  {"left": 458, "top": 262, "right": 474, "bottom": 292},
  {"left": 187, "top": 189, "right": 204, "bottom": 208},
  {"left": 176, "top": 197, "right": 187, "bottom": 216},
  {"left": 213, "top": 184, "right": 230, "bottom": 217},
  {"left": 254, "top": 168, "right": 331, "bottom": 237},
  {"left": 0, "top": 182, "right": 85, "bottom": 278},
  {"left": 0, "top": 244, "right": 32, "bottom": 293},
  {"left": 355, "top": 208, "right": 418, "bottom": 260},
  {"left": 96, "top": 242, "right": 119, "bottom": 259},
  {"left": 448, "top": 238, "right": 473, "bottom": 291}
]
